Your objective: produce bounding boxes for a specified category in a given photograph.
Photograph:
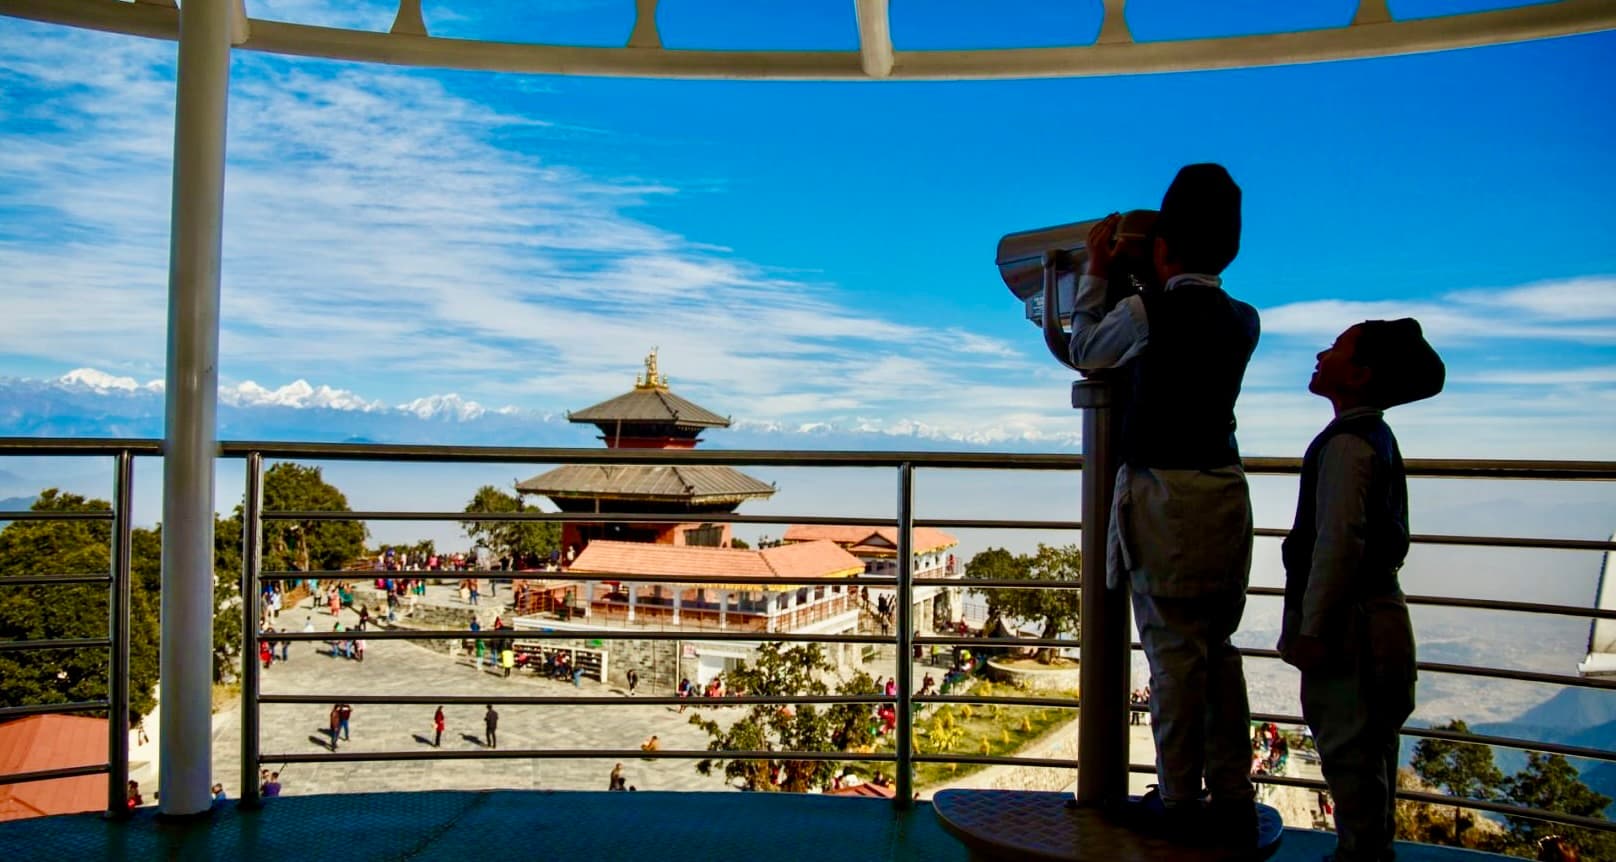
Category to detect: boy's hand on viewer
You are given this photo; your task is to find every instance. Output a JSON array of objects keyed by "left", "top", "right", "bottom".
[
  {"left": 1280, "top": 634, "right": 1330, "bottom": 672},
  {"left": 1084, "top": 213, "right": 1121, "bottom": 277}
]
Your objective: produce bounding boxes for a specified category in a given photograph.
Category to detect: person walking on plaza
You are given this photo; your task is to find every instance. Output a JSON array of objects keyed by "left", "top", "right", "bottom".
[
  {"left": 626, "top": 667, "right": 639, "bottom": 697},
  {"left": 1279, "top": 319, "right": 1443, "bottom": 862},
  {"left": 484, "top": 705, "right": 499, "bottom": 749},
  {"left": 328, "top": 704, "right": 341, "bottom": 750},
  {"left": 500, "top": 645, "right": 514, "bottom": 678},
  {"left": 1068, "top": 164, "right": 1260, "bottom": 845},
  {"left": 335, "top": 702, "right": 353, "bottom": 743},
  {"left": 433, "top": 705, "right": 445, "bottom": 748}
]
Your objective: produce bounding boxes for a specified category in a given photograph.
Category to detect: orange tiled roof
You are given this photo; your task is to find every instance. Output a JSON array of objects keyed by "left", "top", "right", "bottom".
[
  {"left": 0, "top": 714, "right": 108, "bottom": 821},
  {"left": 780, "top": 525, "right": 958, "bottom": 556},
  {"left": 569, "top": 540, "right": 862, "bottom": 589}
]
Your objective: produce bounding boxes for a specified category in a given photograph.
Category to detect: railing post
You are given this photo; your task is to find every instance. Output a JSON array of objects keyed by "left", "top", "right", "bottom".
[
  {"left": 240, "top": 452, "right": 263, "bottom": 809},
  {"left": 106, "top": 450, "right": 133, "bottom": 819},
  {"left": 1074, "top": 379, "right": 1129, "bottom": 806},
  {"left": 894, "top": 462, "right": 915, "bottom": 808},
  {"left": 158, "top": 0, "right": 232, "bottom": 816}
]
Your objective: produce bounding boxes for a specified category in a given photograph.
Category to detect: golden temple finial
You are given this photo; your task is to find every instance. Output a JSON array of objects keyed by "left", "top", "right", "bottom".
[{"left": 635, "top": 347, "right": 668, "bottom": 390}]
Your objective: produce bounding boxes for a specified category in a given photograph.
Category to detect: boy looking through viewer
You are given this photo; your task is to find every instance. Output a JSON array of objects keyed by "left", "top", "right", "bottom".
[
  {"left": 1068, "top": 163, "right": 1260, "bottom": 844},
  {"left": 1280, "top": 319, "right": 1443, "bottom": 862}
]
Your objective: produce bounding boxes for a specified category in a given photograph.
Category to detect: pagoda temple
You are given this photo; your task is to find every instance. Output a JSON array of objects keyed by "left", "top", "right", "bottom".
[{"left": 516, "top": 350, "right": 775, "bottom": 552}]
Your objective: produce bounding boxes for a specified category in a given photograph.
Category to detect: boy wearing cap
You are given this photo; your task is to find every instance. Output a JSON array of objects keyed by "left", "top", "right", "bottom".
[
  {"left": 1070, "top": 163, "right": 1261, "bottom": 843},
  {"left": 1279, "top": 318, "right": 1444, "bottom": 862}
]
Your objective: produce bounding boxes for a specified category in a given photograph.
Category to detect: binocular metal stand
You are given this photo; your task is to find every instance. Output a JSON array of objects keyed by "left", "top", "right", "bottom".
[{"left": 932, "top": 374, "right": 1284, "bottom": 859}]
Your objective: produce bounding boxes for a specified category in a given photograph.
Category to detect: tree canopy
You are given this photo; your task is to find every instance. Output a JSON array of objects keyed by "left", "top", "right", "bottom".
[
  {"left": 459, "top": 485, "right": 559, "bottom": 563},
  {"left": 966, "top": 544, "right": 1081, "bottom": 663},
  {"left": 259, "top": 463, "right": 367, "bottom": 573},
  {"left": 0, "top": 489, "right": 161, "bottom": 716},
  {"left": 1497, "top": 751, "right": 1616, "bottom": 859},
  {"left": 688, "top": 642, "right": 879, "bottom": 792},
  {"left": 1410, "top": 719, "right": 1505, "bottom": 843}
]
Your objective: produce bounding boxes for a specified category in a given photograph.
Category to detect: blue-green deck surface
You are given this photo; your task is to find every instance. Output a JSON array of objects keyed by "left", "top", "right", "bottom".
[{"left": 0, "top": 791, "right": 1513, "bottom": 861}]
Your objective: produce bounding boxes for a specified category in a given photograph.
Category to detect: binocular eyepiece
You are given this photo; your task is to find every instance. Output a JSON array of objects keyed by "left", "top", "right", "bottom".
[{"left": 997, "top": 210, "right": 1157, "bottom": 370}]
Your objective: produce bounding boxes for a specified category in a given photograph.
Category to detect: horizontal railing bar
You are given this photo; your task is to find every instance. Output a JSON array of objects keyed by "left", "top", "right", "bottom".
[
  {"left": 913, "top": 518, "right": 1083, "bottom": 531},
  {"left": 1406, "top": 724, "right": 1616, "bottom": 764},
  {"left": 0, "top": 573, "right": 113, "bottom": 586},
  {"left": 1138, "top": 765, "right": 1616, "bottom": 834},
  {"left": 260, "top": 509, "right": 1086, "bottom": 534},
  {"left": 266, "top": 511, "right": 894, "bottom": 526},
  {"left": 915, "top": 636, "right": 1074, "bottom": 649},
  {"left": 258, "top": 569, "right": 903, "bottom": 588},
  {"left": 1252, "top": 526, "right": 1616, "bottom": 553},
  {"left": 1230, "top": 646, "right": 1616, "bottom": 691},
  {"left": 265, "top": 513, "right": 1616, "bottom": 554},
  {"left": 1246, "top": 586, "right": 1616, "bottom": 620},
  {"left": 261, "top": 630, "right": 894, "bottom": 645},
  {"left": 0, "top": 700, "right": 110, "bottom": 719},
  {"left": 1394, "top": 787, "right": 1616, "bottom": 833},
  {"left": 0, "top": 510, "right": 113, "bottom": 522},
  {"left": 0, "top": 437, "right": 163, "bottom": 456},
  {"left": 914, "top": 695, "right": 1078, "bottom": 709},
  {"left": 263, "top": 748, "right": 897, "bottom": 765},
  {"left": 911, "top": 754, "right": 1076, "bottom": 769},
  {"left": 221, "top": 441, "right": 1085, "bottom": 469},
  {"left": 915, "top": 577, "right": 1081, "bottom": 590},
  {"left": 0, "top": 763, "right": 111, "bottom": 787},
  {"left": 259, "top": 694, "right": 890, "bottom": 707},
  {"left": 4, "top": 438, "right": 1613, "bottom": 479},
  {"left": 1246, "top": 710, "right": 1616, "bottom": 764},
  {"left": 0, "top": 637, "right": 110, "bottom": 652},
  {"left": 1243, "top": 456, "right": 1616, "bottom": 481}
]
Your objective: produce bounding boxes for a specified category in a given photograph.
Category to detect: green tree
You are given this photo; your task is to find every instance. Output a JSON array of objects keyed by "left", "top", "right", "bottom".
[
  {"left": 1410, "top": 719, "right": 1505, "bottom": 844},
  {"left": 0, "top": 489, "right": 161, "bottom": 716},
  {"left": 689, "top": 643, "right": 880, "bottom": 792},
  {"left": 260, "top": 463, "right": 367, "bottom": 573},
  {"left": 967, "top": 544, "right": 1082, "bottom": 663},
  {"left": 212, "top": 514, "right": 245, "bottom": 683},
  {"left": 459, "top": 485, "right": 559, "bottom": 563},
  {"left": 1496, "top": 752, "right": 1616, "bottom": 859}
]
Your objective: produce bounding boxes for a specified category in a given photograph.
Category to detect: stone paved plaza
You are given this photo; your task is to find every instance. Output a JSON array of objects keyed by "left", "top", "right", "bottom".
[{"left": 208, "top": 599, "right": 747, "bottom": 799}]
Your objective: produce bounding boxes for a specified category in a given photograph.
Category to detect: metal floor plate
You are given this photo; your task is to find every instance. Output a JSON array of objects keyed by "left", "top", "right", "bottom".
[{"left": 933, "top": 790, "right": 1284, "bottom": 862}]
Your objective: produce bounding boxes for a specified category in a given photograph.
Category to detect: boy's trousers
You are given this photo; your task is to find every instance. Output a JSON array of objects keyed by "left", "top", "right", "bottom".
[
  {"left": 1300, "top": 602, "right": 1416, "bottom": 862},
  {"left": 1132, "top": 588, "right": 1255, "bottom": 806}
]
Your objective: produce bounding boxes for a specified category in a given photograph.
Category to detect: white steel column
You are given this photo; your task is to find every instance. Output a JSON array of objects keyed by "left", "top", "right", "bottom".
[{"left": 159, "top": 0, "right": 232, "bottom": 817}]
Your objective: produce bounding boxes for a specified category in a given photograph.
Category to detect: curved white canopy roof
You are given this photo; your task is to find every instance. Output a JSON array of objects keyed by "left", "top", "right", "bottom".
[{"left": 2, "top": 0, "right": 1613, "bottom": 80}]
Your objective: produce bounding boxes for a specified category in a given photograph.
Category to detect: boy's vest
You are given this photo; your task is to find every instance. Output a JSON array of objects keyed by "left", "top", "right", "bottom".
[
  {"left": 1122, "top": 282, "right": 1257, "bottom": 470},
  {"left": 1281, "top": 413, "right": 1409, "bottom": 643}
]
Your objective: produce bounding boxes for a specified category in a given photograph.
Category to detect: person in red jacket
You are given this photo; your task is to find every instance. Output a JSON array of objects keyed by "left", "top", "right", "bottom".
[{"left": 433, "top": 705, "right": 445, "bottom": 748}]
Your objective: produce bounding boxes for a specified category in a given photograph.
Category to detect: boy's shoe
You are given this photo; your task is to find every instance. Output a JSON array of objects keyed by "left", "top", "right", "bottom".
[
  {"left": 1113, "top": 786, "right": 1205, "bottom": 843},
  {"left": 1204, "top": 798, "right": 1260, "bottom": 849}
]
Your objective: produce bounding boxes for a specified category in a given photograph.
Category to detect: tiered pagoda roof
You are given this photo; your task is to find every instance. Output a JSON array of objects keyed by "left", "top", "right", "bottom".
[
  {"left": 519, "top": 350, "right": 774, "bottom": 512},
  {"left": 515, "top": 464, "right": 773, "bottom": 506}
]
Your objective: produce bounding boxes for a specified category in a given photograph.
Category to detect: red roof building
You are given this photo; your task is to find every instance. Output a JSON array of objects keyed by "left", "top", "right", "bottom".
[{"left": 0, "top": 714, "right": 107, "bottom": 821}]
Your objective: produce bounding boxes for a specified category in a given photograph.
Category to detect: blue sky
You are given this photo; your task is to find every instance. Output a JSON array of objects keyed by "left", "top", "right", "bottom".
[{"left": 2, "top": 0, "right": 1613, "bottom": 459}]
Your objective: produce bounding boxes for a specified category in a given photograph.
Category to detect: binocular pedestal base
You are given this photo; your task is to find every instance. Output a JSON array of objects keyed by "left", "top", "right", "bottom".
[{"left": 933, "top": 789, "right": 1284, "bottom": 862}]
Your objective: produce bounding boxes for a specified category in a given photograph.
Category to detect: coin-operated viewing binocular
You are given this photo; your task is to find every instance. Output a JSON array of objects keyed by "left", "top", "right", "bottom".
[{"left": 996, "top": 209, "right": 1157, "bottom": 370}]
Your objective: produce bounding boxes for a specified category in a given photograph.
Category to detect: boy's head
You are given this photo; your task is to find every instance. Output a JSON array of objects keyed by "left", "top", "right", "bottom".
[
  {"left": 1154, "top": 163, "right": 1242, "bottom": 277},
  {"left": 1311, "top": 318, "right": 1445, "bottom": 409}
]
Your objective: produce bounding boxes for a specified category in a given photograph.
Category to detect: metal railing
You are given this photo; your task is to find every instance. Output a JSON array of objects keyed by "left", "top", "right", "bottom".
[
  {"left": 3, "top": 434, "right": 1616, "bottom": 839},
  {"left": 0, "top": 440, "right": 154, "bottom": 818}
]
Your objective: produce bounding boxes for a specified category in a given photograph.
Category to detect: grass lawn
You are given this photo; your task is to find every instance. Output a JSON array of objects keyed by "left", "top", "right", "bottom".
[{"left": 869, "top": 681, "right": 1078, "bottom": 789}]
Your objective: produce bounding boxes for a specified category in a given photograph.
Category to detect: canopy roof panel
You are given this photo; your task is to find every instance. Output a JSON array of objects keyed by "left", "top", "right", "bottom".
[{"left": 4, "top": 0, "right": 1610, "bottom": 81}]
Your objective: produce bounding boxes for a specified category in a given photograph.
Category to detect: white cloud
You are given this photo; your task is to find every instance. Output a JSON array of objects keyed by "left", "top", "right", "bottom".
[{"left": 1258, "top": 276, "right": 1616, "bottom": 345}]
